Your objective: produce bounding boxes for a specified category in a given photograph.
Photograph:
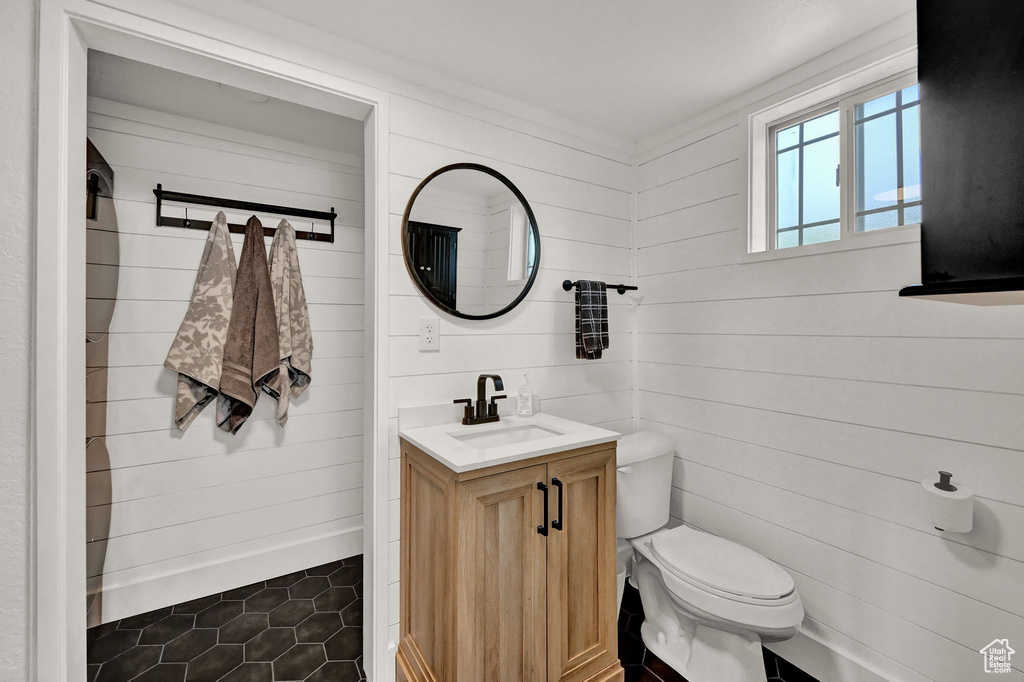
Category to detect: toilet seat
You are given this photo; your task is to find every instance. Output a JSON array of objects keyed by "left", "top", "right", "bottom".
[
  {"left": 651, "top": 526, "right": 794, "bottom": 602},
  {"left": 630, "top": 526, "right": 804, "bottom": 638}
]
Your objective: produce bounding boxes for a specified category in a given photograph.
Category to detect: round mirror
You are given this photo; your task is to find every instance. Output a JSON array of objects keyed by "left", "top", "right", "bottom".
[{"left": 402, "top": 163, "right": 540, "bottom": 319}]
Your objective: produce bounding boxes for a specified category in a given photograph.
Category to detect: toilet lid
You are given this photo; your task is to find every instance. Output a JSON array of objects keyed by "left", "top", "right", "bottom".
[{"left": 651, "top": 526, "right": 794, "bottom": 600}]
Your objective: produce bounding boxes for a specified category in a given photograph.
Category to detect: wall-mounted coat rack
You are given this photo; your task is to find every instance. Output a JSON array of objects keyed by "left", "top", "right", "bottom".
[
  {"left": 153, "top": 184, "right": 336, "bottom": 243},
  {"left": 562, "top": 279, "right": 638, "bottom": 295}
]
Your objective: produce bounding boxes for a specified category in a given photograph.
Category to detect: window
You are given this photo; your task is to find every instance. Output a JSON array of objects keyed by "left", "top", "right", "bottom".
[
  {"left": 773, "top": 108, "right": 842, "bottom": 248},
  {"left": 854, "top": 84, "right": 921, "bottom": 231},
  {"left": 749, "top": 56, "right": 922, "bottom": 254}
]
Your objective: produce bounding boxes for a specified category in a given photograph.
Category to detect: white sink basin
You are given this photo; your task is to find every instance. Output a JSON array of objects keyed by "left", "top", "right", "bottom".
[
  {"left": 399, "top": 411, "right": 619, "bottom": 473},
  {"left": 451, "top": 423, "right": 565, "bottom": 450}
]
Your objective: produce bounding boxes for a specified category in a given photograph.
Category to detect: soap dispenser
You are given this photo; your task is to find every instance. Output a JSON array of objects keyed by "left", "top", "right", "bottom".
[{"left": 517, "top": 372, "right": 533, "bottom": 416}]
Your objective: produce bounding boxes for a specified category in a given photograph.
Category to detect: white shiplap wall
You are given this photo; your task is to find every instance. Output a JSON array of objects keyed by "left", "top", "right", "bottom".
[
  {"left": 484, "top": 197, "right": 525, "bottom": 312},
  {"left": 635, "top": 103, "right": 1024, "bottom": 681},
  {"left": 85, "top": 97, "right": 366, "bottom": 623},
  {"left": 385, "top": 94, "right": 636, "bottom": 648}
]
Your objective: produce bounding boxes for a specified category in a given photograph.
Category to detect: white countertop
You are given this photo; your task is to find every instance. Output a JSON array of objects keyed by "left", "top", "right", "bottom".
[{"left": 399, "top": 411, "right": 620, "bottom": 473}]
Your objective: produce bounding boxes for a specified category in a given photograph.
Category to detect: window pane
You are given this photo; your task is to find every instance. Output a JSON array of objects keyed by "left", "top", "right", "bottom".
[
  {"left": 857, "top": 209, "right": 898, "bottom": 231},
  {"left": 776, "top": 148, "right": 800, "bottom": 229},
  {"left": 777, "top": 230, "right": 799, "bottom": 249},
  {"left": 803, "top": 222, "right": 840, "bottom": 244},
  {"left": 856, "top": 112, "right": 898, "bottom": 212},
  {"left": 855, "top": 84, "right": 924, "bottom": 233},
  {"left": 777, "top": 124, "right": 799, "bottom": 149},
  {"left": 856, "top": 92, "right": 896, "bottom": 120},
  {"left": 902, "top": 105, "right": 922, "bottom": 201},
  {"left": 802, "top": 136, "right": 840, "bottom": 224},
  {"left": 803, "top": 110, "right": 839, "bottom": 140}
]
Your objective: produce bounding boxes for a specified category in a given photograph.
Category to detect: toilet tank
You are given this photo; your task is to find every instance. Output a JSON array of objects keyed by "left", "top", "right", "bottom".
[{"left": 616, "top": 432, "right": 676, "bottom": 539}]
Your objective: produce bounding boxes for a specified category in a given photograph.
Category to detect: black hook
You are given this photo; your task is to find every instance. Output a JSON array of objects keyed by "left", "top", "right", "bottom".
[{"left": 182, "top": 206, "right": 191, "bottom": 229}]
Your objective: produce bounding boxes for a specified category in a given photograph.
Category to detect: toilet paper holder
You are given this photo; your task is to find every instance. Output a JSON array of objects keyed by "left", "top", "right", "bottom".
[
  {"left": 933, "top": 470, "right": 957, "bottom": 492},
  {"left": 922, "top": 470, "right": 974, "bottom": 534}
]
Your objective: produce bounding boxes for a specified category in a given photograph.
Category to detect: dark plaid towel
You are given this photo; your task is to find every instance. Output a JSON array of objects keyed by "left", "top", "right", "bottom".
[{"left": 575, "top": 280, "right": 609, "bottom": 360}]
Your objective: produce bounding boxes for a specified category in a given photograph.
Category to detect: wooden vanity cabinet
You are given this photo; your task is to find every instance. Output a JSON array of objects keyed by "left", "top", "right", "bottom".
[{"left": 397, "top": 439, "right": 623, "bottom": 682}]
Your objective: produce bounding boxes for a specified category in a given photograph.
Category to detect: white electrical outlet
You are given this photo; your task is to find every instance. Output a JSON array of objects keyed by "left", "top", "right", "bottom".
[{"left": 419, "top": 317, "right": 440, "bottom": 351}]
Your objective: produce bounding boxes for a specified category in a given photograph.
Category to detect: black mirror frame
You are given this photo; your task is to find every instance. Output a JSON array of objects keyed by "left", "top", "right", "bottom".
[{"left": 401, "top": 162, "right": 541, "bottom": 320}]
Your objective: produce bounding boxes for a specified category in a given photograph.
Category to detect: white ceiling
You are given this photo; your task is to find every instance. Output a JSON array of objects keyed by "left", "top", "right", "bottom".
[
  {"left": 88, "top": 52, "right": 366, "bottom": 157},
  {"left": 231, "top": 0, "right": 915, "bottom": 143}
]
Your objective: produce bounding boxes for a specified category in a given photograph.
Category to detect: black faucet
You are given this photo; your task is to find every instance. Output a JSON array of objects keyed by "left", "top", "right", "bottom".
[{"left": 454, "top": 374, "right": 506, "bottom": 425}]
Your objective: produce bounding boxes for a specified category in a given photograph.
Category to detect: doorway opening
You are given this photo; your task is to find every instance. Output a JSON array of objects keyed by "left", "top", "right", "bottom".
[{"left": 34, "top": 9, "right": 388, "bottom": 682}]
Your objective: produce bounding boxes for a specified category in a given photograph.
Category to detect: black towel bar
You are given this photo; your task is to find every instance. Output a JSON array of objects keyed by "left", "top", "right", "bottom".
[
  {"left": 153, "top": 184, "right": 336, "bottom": 243},
  {"left": 562, "top": 279, "right": 638, "bottom": 295}
]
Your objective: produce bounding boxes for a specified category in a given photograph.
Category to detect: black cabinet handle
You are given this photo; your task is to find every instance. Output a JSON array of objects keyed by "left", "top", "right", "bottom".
[
  {"left": 551, "top": 478, "right": 564, "bottom": 531},
  {"left": 537, "top": 482, "right": 549, "bottom": 536}
]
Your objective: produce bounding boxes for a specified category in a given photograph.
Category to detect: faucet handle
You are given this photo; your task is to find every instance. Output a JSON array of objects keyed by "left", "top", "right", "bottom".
[
  {"left": 487, "top": 395, "right": 506, "bottom": 417},
  {"left": 454, "top": 398, "right": 474, "bottom": 422}
]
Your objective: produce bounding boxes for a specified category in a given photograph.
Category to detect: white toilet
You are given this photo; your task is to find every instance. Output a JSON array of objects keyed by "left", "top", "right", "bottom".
[{"left": 616, "top": 432, "right": 804, "bottom": 682}]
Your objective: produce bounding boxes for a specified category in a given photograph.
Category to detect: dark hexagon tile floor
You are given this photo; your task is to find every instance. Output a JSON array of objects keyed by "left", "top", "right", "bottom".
[{"left": 87, "top": 556, "right": 365, "bottom": 682}]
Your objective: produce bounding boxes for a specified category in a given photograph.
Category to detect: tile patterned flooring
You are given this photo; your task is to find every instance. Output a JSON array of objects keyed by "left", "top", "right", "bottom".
[
  {"left": 618, "top": 582, "right": 817, "bottom": 682},
  {"left": 90, "top": 554, "right": 817, "bottom": 682},
  {"left": 87, "top": 556, "right": 364, "bottom": 682}
]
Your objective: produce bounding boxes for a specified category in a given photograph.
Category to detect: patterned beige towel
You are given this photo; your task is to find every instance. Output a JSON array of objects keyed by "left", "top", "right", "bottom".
[
  {"left": 218, "top": 216, "right": 280, "bottom": 434},
  {"left": 265, "top": 219, "right": 313, "bottom": 425},
  {"left": 163, "top": 211, "right": 237, "bottom": 430}
]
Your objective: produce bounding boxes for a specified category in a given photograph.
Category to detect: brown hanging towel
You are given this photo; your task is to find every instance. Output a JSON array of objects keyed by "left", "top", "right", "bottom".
[{"left": 218, "top": 216, "right": 280, "bottom": 434}]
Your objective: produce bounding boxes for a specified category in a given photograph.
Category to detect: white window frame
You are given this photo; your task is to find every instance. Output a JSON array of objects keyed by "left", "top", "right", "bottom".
[{"left": 748, "top": 50, "right": 921, "bottom": 256}]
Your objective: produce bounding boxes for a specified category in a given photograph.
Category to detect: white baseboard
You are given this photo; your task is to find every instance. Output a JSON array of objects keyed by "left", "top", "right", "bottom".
[
  {"left": 92, "top": 526, "right": 363, "bottom": 625},
  {"left": 767, "top": 616, "right": 930, "bottom": 682}
]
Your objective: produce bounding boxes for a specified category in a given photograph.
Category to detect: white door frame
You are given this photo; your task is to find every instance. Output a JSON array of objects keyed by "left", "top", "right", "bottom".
[{"left": 33, "top": 2, "right": 391, "bottom": 680}]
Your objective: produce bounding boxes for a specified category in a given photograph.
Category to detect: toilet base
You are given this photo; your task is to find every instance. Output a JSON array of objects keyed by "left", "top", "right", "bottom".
[
  {"left": 634, "top": 557, "right": 769, "bottom": 682},
  {"left": 640, "top": 619, "right": 766, "bottom": 682}
]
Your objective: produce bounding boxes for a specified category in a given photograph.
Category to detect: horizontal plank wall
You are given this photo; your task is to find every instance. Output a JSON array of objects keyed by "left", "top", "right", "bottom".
[
  {"left": 483, "top": 196, "right": 525, "bottom": 311},
  {"left": 85, "top": 97, "right": 366, "bottom": 623},
  {"left": 385, "top": 94, "right": 635, "bottom": 654},
  {"left": 634, "top": 74, "right": 1024, "bottom": 682}
]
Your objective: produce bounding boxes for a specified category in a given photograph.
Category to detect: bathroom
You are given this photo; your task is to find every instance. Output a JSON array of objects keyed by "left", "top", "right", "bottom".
[{"left": 2, "top": 1, "right": 1023, "bottom": 681}]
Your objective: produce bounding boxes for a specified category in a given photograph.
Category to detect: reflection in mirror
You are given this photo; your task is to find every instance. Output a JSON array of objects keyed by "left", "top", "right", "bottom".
[{"left": 403, "top": 164, "right": 540, "bottom": 319}]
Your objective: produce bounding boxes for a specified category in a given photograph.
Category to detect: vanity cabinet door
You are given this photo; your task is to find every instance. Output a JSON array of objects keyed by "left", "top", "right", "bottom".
[
  {"left": 455, "top": 464, "right": 549, "bottom": 682},
  {"left": 546, "top": 449, "right": 620, "bottom": 682}
]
